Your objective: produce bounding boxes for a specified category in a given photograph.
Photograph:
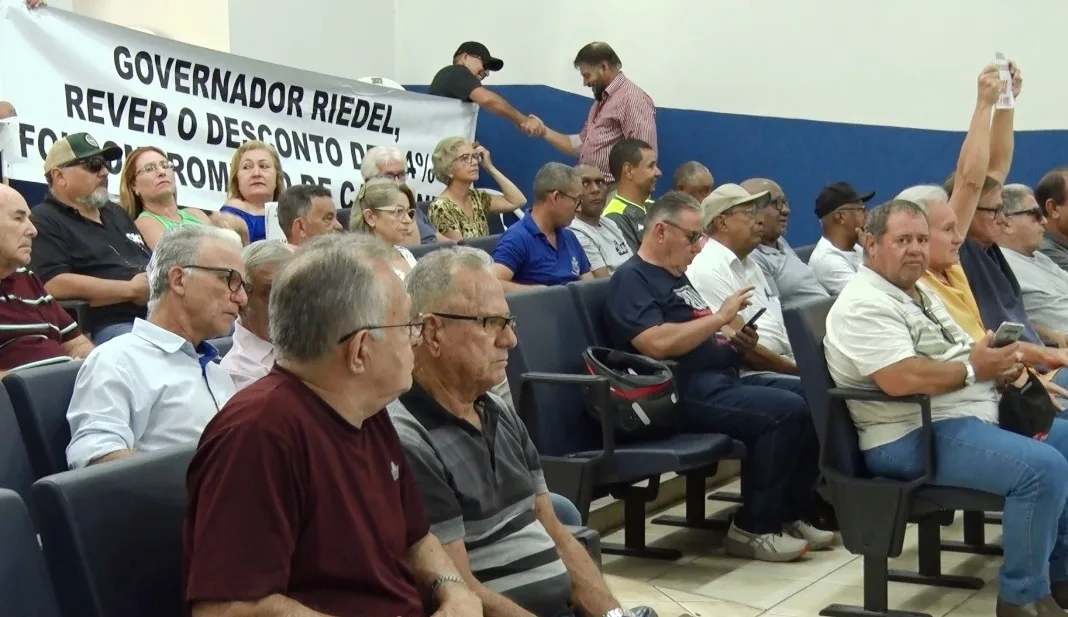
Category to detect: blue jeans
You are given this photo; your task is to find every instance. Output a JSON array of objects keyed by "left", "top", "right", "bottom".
[
  {"left": 92, "top": 322, "right": 135, "bottom": 344},
  {"left": 551, "top": 493, "right": 582, "bottom": 526},
  {"left": 680, "top": 371, "right": 820, "bottom": 534},
  {"left": 865, "top": 416, "right": 1068, "bottom": 605}
]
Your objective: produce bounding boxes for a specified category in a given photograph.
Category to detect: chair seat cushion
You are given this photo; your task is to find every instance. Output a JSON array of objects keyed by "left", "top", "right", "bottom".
[{"left": 570, "top": 433, "right": 739, "bottom": 485}]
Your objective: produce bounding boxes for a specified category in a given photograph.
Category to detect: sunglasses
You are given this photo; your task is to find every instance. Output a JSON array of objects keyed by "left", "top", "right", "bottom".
[
  {"left": 1007, "top": 208, "right": 1044, "bottom": 222},
  {"left": 662, "top": 219, "right": 703, "bottom": 245},
  {"left": 63, "top": 156, "right": 107, "bottom": 174}
]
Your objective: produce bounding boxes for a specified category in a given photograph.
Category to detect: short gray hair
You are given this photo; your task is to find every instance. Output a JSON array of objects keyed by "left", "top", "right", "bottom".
[
  {"left": 673, "top": 161, "right": 711, "bottom": 187},
  {"left": 269, "top": 234, "right": 396, "bottom": 362},
  {"left": 362, "top": 146, "right": 405, "bottom": 182},
  {"left": 646, "top": 190, "right": 700, "bottom": 226},
  {"left": 895, "top": 185, "right": 949, "bottom": 212},
  {"left": 147, "top": 225, "right": 240, "bottom": 313},
  {"left": 242, "top": 240, "right": 292, "bottom": 280},
  {"left": 865, "top": 199, "right": 928, "bottom": 247},
  {"left": 1002, "top": 183, "right": 1036, "bottom": 215},
  {"left": 432, "top": 136, "right": 468, "bottom": 184},
  {"left": 406, "top": 246, "right": 493, "bottom": 317},
  {"left": 533, "top": 162, "right": 581, "bottom": 201}
]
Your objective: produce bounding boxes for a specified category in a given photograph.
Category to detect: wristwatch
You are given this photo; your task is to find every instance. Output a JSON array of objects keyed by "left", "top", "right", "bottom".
[
  {"left": 603, "top": 609, "right": 634, "bottom": 617},
  {"left": 963, "top": 361, "right": 976, "bottom": 386},
  {"left": 430, "top": 573, "right": 467, "bottom": 596}
]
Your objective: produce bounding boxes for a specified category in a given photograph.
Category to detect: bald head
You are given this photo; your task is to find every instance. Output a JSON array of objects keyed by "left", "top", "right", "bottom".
[
  {"left": 673, "top": 161, "right": 714, "bottom": 204},
  {"left": 0, "top": 184, "right": 36, "bottom": 273},
  {"left": 741, "top": 178, "right": 788, "bottom": 243}
]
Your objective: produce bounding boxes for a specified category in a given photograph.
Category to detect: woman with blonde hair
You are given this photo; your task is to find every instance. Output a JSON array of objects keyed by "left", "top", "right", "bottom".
[
  {"left": 351, "top": 178, "right": 419, "bottom": 279},
  {"left": 428, "top": 137, "right": 526, "bottom": 240},
  {"left": 221, "top": 140, "right": 285, "bottom": 242},
  {"left": 119, "top": 146, "right": 246, "bottom": 249}
]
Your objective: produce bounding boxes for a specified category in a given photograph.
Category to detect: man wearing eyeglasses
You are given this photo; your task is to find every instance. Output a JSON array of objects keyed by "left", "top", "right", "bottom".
[
  {"left": 66, "top": 225, "right": 243, "bottom": 469},
  {"left": 807, "top": 182, "right": 875, "bottom": 296},
  {"left": 31, "top": 132, "right": 151, "bottom": 343},
  {"left": 492, "top": 163, "right": 592, "bottom": 291},
  {"left": 1000, "top": 185, "right": 1068, "bottom": 340},
  {"left": 276, "top": 184, "right": 342, "bottom": 248},
  {"left": 390, "top": 247, "right": 658, "bottom": 617}
]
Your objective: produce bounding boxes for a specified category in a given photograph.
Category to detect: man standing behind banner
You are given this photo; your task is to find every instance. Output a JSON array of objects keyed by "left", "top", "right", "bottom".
[{"left": 429, "top": 42, "right": 543, "bottom": 137}]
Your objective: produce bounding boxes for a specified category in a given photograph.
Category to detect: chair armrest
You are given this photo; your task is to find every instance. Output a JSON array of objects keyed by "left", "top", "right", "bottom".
[
  {"left": 518, "top": 372, "right": 617, "bottom": 455},
  {"left": 826, "top": 387, "right": 935, "bottom": 482},
  {"left": 565, "top": 525, "right": 602, "bottom": 568},
  {"left": 59, "top": 300, "right": 91, "bottom": 331}
]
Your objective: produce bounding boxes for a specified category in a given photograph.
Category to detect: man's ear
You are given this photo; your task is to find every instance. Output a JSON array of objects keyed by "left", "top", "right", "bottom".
[
  {"left": 343, "top": 330, "right": 370, "bottom": 375},
  {"left": 418, "top": 315, "right": 443, "bottom": 357}
]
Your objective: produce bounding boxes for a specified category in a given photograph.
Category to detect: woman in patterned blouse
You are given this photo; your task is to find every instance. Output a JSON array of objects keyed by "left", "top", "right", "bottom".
[{"left": 428, "top": 137, "right": 526, "bottom": 241}]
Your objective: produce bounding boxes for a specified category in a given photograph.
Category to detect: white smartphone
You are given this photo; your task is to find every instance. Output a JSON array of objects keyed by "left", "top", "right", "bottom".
[{"left": 991, "top": 322, "right": 1025, "bottom": 348}]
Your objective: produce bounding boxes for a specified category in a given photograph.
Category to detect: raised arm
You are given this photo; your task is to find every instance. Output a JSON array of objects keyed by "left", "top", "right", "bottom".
[
  {"left": 987, "top": 62, "right": 1022, "bottom": 184},
  {"left": 475, "top": 146, "right": 526, "bottom": 213},
  {"left": 951, "top": 66, "right": 1000, "bottom": 232},
  {"left": 470, "top": 87, "right": 530, "bottom": 129}
]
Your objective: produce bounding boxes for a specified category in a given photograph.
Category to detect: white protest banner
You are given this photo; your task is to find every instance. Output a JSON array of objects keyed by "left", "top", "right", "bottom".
[{"left": 0, "top": 5, "right": 478, "bottom": 209}]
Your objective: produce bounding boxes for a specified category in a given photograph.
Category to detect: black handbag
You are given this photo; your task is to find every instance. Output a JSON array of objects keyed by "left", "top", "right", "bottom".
[{"left": 999, "top": 370, "right": 1058, "bottom": 440}]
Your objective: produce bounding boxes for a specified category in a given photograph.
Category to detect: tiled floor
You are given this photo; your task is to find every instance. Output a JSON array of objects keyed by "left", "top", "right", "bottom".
[{"left": 599, "top": 484, "right": 1004, "bottom": 617}]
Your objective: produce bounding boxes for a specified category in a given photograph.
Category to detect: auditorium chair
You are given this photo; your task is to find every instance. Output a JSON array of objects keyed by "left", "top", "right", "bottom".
[
  {"left": 409, "top": 240, "right": 454, "bottom": 260},
  {"left": 784, "top": 298, "right": 1001, "bottom": 617},
  {"left": 0, "top": 387, "right": 36, "bottom": 519},
  {"left": 506, "top": 285, "right": 741, "bottom": 560},
  {"left": 794, "top": 243, "right": 816, "bottom": 264},
  {"left": 336, "top": 207, "right": 351, "bottom": 229},
  {"left": 33, "top": 445, "right": 194, "bottom": 617},
  {"left": 207, "top": 335, "right": 234, "bottom": 358},
  {"left": 59, "top": 299, "right": 92, "bottom": 333},
  {"left": 567, "top": 279, "right": 746, "bottom": 531},
  {"left": 5, "top": 360, "right": 83, "bottom": 479},
  {"left": 460, "top": 233, "right": 501, "bottom": 255},
  {"left": 0, "top": 489, "right": 62, "bottom": 617}
]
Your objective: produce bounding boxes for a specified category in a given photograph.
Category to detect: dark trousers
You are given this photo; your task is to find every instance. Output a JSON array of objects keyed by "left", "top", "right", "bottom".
[{"left": 680, "top": 371, "right": 820, "bottom": 534}]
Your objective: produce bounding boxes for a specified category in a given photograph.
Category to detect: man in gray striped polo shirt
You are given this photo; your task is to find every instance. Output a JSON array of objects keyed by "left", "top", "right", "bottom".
[{"left": 390, "top": 246, "right": 662, "bottom": 617}]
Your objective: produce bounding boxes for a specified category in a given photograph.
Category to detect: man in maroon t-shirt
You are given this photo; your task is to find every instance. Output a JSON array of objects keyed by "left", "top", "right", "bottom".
[
  {"left": 0, "top": 184, "right": 92, "bottom": 373},
  {"left": 184, "top": 234, "right": 482, "bottom": 617}
]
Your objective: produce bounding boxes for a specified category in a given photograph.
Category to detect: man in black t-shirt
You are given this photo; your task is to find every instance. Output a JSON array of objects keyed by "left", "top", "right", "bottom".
[
  {"left": 32, "top": 132, "right": 151, "bottom": 343},
  {"left": 604, "top": 191, "right": 831, "bottom": 563},
  {"left": 428, "top": 41, "right": 543, "bottom": 137}
]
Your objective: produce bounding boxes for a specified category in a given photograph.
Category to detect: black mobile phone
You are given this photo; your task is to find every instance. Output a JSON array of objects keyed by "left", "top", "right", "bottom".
[{"left": 743, "top": 307, "right": 766, "bottom": 330}]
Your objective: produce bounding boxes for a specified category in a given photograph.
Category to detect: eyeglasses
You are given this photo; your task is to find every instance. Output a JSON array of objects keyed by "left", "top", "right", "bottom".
[
  {"left": 916, "top": 291, "right": 957, "bottom": 346},
  {"left": 182, "top": 265, "right": 251, "bottom": 295},
  {"left": 374, "top": 207, "right": 416, "bottom": 220},
  {"left": 976, "top": 205, "right": 1005, "bottom": 219},
  {"left": 766, "top": 197, "right": 790, "bottom": 212},
  {"left": 661, "top": 219, "right": 703, "bottom": 245},
  {"left": 555, "top": 191, "right": 582, "bottom": 203},
  {"left": 337, "top": 320, "right": 425, "bottom": 344},
  {"left": 1007, "top": 208, "right": 1044, "bottom": 222},
  {"left": 63, "top": 156, "right": 106, "bottom": 174},
  {"left": 430, "top": 312, "right": 517, "bottom": 333},
  {"left": 135, "top": 160, "right": 174, "bottom": 177},
  {"left": 456, "top": 153, "right": 481, "bottom": 165},
  {"left": 378, "top": 171, "right": 407, "bottom": 181}
]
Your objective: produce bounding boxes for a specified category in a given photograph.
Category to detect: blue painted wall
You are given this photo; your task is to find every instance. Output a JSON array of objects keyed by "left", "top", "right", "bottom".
[{"left": 412, "top": 84, "right": 1068, "bottom": 247}]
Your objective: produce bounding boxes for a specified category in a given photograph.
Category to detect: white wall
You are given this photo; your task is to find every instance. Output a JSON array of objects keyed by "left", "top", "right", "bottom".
[
  {"left": 71, "top": 0, "right": 229, "bottom": 51},
  {"left": 52, "top": 0, "right": 1068, "bottom": 131},
  {"left": 394, "top": 0, "right": 1068, "bottom": 131}
]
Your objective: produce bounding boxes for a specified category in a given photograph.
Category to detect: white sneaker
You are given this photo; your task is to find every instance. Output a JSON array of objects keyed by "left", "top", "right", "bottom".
[
  {"left": 784, "top": 520, "right": 837, "bottom": 551},
  {"left": 723, "top": 522, "right": 809, "bottom": 562}
]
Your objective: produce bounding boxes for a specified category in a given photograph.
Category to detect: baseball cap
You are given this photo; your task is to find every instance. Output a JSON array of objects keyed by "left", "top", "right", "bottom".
[
  {"left": 815, "top": 181, "right": 875, "bottom": 218},
  {"left": 43, "top": 132, "right": 122, "bottom": 174},
  {"left": 699, "top": 184, "right": 771, "bottom": 229},
  {"left": 454, "top": 42, "right": 503, "bottom": 72}
]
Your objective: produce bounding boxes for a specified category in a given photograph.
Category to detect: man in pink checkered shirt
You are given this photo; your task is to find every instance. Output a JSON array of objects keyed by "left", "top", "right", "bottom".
[{"left": 538, "top": 42, "right": 657, "bottom": 182}]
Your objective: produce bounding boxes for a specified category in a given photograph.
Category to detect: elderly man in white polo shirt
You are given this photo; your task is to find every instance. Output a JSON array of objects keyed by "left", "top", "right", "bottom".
[
  {"left": 688, "top": 184, "right": 797, "bottom": 376},
  {"left": 65, "top": 225, "right": 244, "bottom": 468},
  {"left": 220, "top": 240, "right": 292, "bottom": 390},
  {"left": 825, "top": 199, "right": 1068, "bottom": 617}
]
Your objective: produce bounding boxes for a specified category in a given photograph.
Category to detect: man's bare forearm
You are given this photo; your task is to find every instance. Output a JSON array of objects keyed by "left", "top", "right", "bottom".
[
  {"left": 951, "top": 102, "right": 993, "bottom": 231},
  {"left": 408, "top": 533, "right": 463, "bottom": 590},
  {"left": 537, "top": 497, "right": 618, "bottom": 617},
  {"left": 46, "top": 273, "right": 133, "bottom": 307},
  {"left": 742, "top": 345, "right": 799, "bottom": 375},
  {"left": 543, "top": 129, "right": 580, "bottom": 157},
  {"left": 988, "top": 108, "right": 1015, "bottom": 183}
]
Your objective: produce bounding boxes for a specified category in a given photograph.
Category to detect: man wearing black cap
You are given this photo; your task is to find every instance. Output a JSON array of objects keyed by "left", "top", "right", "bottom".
[
  {"left": 32, "top": 132, "right": 150, "bottom": 344},
  {"left": 808, "top": 181, "right": 874, "bottom": 295},
  {"left": 428, "top": 41, "right": 543, "bottom": 136}
]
